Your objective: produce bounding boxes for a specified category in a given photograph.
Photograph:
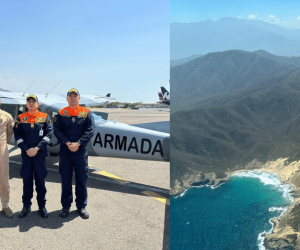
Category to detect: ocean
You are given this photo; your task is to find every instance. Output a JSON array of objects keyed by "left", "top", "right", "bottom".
[{"left": 170, "top": 170, "right": 294, "bottom": 250}]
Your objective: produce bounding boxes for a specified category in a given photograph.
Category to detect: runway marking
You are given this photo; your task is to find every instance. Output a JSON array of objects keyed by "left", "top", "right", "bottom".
[
  {"left": 142, "top": 191, "right": 170, "bottom": 205},
  {"left": 96, "top": 171, "right": 130, "bottom": 184}
]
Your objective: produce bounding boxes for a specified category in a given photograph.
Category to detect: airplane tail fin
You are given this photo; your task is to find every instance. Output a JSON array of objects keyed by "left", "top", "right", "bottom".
[{"left": 160, "top": 87, "right": 169, "bottom": 95}]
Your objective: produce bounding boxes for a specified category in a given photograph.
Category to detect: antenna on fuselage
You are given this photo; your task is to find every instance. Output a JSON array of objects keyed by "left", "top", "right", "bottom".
[
  {"left": 46, "top": 82, "right": 60, "bottom": 98},
  {"left": 22, "top": 79, "right": 36, "bottom": 97},
  {"left": 113, "top": 107, "right": 129, "bottom": 123}
]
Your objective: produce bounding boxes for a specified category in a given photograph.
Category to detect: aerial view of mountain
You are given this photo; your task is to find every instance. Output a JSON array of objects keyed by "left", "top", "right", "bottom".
[
  {"left": 171, "top": 50, "right": 300, "bottom": 112},
  {"left": 171, "top": 17, "right": 300, "bottom": 60},
  {"left": 171, "top": 50, "right": 300, "bottom": 248},
  {"left": 170, "top": 54, "right": 202, "bottom": 67}
]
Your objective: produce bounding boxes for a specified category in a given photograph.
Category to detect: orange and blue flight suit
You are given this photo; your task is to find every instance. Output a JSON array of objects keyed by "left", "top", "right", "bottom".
[
  {"left": 53, "top": 105, "right": 95, "bottom": 210},
  {"left": 13, "top": 106, "right": 53, "bottom": 208}
]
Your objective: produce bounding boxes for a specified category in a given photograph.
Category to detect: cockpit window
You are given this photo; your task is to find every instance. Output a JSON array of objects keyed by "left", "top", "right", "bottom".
[
  {"left": 1, "top": 104, "right": 18, "bottom": 119},
  {"left": 92, "top": 113, "right": 104, "bottom": 121}
]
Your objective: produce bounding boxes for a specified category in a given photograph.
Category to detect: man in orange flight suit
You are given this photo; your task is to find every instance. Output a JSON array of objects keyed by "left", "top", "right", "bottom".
[
  {"left": 14, "top": 94, "right": 53, "bottom": 218},
  {"left": 54, "top": 88, "right": 95, "bottom": 219},
  {"left": 0, "top": 99, "right": 15, "bottom": 217}
]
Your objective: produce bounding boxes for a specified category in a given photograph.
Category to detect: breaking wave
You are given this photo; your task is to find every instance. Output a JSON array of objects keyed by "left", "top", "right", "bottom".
[
  {"left": 174, "top": 181, "right": 226, "bottom": 199},
  {"left": 232, "top": 170, "right": 294, "bottom": 250}
]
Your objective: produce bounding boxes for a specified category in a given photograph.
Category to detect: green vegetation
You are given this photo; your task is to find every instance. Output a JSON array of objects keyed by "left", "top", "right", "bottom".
[
  {"left": 105, "top": 102, "right": 143, "bottom": 108},
  {"left": 171, "top": 50, "right": 300, "bottom": 194}
]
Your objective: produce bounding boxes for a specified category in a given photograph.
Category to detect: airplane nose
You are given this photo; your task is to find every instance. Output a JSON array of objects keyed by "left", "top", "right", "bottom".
[{"left": 162, "top": 136, "right": 170, "bottom": 161}]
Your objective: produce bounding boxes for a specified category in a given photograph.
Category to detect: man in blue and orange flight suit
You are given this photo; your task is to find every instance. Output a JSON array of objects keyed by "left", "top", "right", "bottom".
[
  {"left": 54, "top": 88, "right": 95, "bottom": 219},
  {"left": 14, "top": 94, "right": 53, "bottom": 218}
]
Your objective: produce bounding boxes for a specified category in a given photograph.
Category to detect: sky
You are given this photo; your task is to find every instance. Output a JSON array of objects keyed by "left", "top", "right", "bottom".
[
  {"left": 171, "top": 0, "right": 300, "bottom": 29},
  {"left": 0, "top": 0, "right": 169, "bottom": 103}
]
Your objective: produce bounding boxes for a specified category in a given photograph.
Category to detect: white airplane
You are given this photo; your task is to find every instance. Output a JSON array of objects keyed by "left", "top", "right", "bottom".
[{"left": 0, "top": 91, "right": 170, "bottom": 162}]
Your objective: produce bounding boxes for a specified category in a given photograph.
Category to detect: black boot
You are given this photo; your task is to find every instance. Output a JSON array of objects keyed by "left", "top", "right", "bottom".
[
  {"left": 18, "top": 207, "right": 31, "bottom": 218},
  {"left": 39, "top": 207, "right": 49, "bottom": 218},
  {"left": 77, "top": 208, "right": 89, "bottom": 219},
  {"left": 60, "top": 207, "right": 70, "bottom": 218}
]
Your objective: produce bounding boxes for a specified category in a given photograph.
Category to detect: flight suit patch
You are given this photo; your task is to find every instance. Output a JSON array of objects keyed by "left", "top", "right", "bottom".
[
  {"left": 21, "top": 118, "right": 29, "bottom": 123},
  {"left": 78, "top": 112, "right": 87, "bottom": 118},
  {"left": 31, "top": 124, "right": 34, "bottom": 128},
  {"left": 36, "top": 117, "right": 45, "bottom": 122},
  {"left": 72, "top": 117, "right": 75, "bottom": 122}
]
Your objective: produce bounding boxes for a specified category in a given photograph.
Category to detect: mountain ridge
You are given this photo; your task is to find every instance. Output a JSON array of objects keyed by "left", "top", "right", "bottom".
[{"left": 171, "top": 18, "right": 300, "bottom": 59}]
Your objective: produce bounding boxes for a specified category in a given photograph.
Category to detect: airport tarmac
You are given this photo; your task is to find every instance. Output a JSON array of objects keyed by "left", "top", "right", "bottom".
[
  {"left": 91, "top": 108, "right": 170, "bottom": 124},
  {"left": 1, "top": 109, "right": 170, "bottom": 250}
]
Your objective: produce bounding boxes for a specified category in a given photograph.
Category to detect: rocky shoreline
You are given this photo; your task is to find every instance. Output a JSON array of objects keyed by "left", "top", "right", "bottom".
[{"left": 172, "top": 158, "right": 300, "bottom": 249}]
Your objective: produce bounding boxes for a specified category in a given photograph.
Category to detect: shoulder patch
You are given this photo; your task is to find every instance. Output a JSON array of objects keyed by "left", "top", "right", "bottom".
[
  {"left": 20, "top": 116, "right": 29, "bottom": 123},
  {"left": 36, "top": 117, "right": 45, "bottom": 122},
  {"left": 61, "top": 109, "right": 70, "bottom": 116},
  {"left": 78, "top": 112, "right": 87, "bottom": 118}
]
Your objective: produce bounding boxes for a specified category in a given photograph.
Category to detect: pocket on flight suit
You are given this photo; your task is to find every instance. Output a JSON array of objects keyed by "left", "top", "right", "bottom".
[
  {"left": 61, "top": 117, "right": 71, "bottom": 125},
  {"left": 76, "top": 118, "right": 86, "bottom": 127},
  {"left": 35, "top": 123, "right": 44, "bottom": 134},
  {"left": 22, "top": 124, "right": 31, "bottom": 132},
  {"left": 33, "top": 123, "right": 44, "bottom": 148}
]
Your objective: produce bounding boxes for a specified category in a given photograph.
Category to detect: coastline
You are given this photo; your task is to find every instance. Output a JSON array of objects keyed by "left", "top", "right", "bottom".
[{"left": 172, "top": 158, "right": 300, "bottom": 249}]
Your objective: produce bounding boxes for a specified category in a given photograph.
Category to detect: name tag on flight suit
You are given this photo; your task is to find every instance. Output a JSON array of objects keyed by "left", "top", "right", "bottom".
[{"left": 39, "top": 128, "right": 44, "bottom": 136}]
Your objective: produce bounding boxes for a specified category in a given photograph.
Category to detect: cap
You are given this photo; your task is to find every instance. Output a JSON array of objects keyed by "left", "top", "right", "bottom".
[
  {"left": 26, "top": 94, "right": 38, "bottom": 102},
  {"left": 67, "top": 88, "right": 80, "bottom": 96}
]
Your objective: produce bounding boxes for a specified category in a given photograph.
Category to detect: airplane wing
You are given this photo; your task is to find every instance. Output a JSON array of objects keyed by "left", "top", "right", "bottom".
[
  {"left": 0, "top": 91, "right": 115, "bottom": 107},
  {"left": 79, "top": 94, "right": 115, "bottom": 107},
  {"left": 0, "top": 91, "right": 26, "bottom": 104}
]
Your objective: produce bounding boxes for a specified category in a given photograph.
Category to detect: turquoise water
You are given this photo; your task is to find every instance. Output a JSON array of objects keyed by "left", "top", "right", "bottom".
[{"left": 170, "top": 171, "right": 294, "bottom": 250}]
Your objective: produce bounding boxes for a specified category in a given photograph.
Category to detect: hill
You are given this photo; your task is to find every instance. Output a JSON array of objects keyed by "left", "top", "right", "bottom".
[{"left": 171, "top": 18, "right": 300, "bottom": 59}]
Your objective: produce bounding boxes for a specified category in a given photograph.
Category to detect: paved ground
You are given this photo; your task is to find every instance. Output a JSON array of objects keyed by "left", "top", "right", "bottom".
[
  {"left": 1, "top": 109, "right": 170, "bottom": 250},
  {"left": 91, "top": 108, "right": 170, "bottom": 124}
]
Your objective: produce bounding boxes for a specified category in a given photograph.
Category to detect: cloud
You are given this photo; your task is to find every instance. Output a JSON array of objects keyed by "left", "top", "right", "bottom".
[
  {"left": 248, "top": 14, "right": 258, "bottom": 20},
  {"left": 238, "top": 15, "right": 242, "bottom": 19},
  {"left": 297, "top": 16, "right": 300, "bottom": 20},
  {"left": 267, "top": 15, "right": 280, "bottom": 24}
]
